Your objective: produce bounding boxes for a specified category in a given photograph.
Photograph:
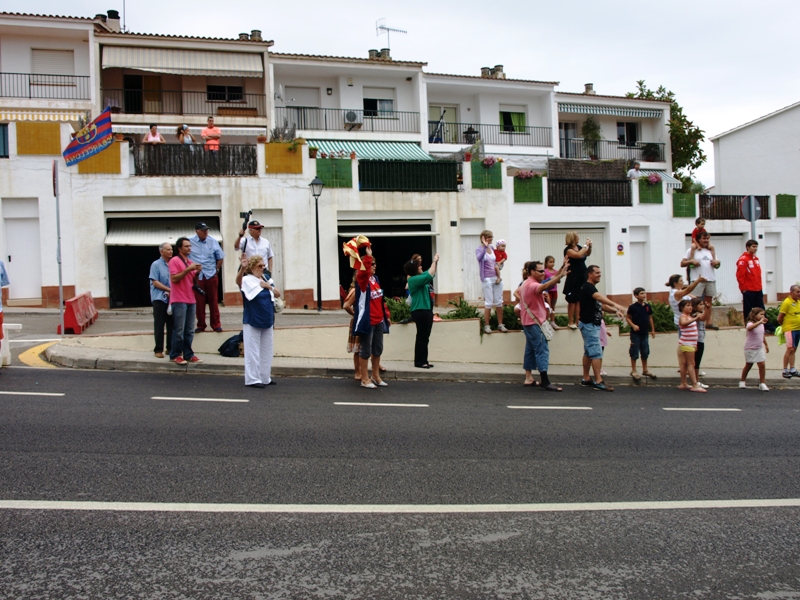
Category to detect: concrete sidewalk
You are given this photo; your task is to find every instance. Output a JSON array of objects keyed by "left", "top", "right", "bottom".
[{"left": 42, "top": 338, "right": 800, "bottom": 389}]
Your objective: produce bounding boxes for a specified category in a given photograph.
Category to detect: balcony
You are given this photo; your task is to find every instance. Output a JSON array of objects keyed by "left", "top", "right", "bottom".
[
  {"left": 102, "top": 89, "right": 267, "bottom": 117},
  {"left": 275, "top": 107, "right": 420, "bottom": 134},
  {"left": 0, "top": 72, "right": 91, "bottom": 100},
  {"left": 547, "top": 179, "right": 632, "bottom": 207},
  {"left": 132, "top": 144, "right": 257, "bottom": 176},
  {"left": 428, "top": 121, "right": 552, "bottom": 147},
  {"left": 699, "top": 195, "right": 770, "bottom": 220},
  {"left": 559, "top": 138, "right": 665, "bottom": 162}
]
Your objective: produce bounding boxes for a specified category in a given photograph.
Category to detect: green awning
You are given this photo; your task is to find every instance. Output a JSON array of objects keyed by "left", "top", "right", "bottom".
[
  {"left": 641, "top": 170, "right": 682, "bottom": 190},
  {"left": 307, "top": 140, "right": 434, "bottom": 161},
  {"left": 558, "top": 103, "right": 663, "bottom": 119}
]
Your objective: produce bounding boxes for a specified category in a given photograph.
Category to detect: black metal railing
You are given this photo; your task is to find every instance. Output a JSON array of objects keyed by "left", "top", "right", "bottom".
[
  {"left": 428, "top": 121, "right": 552, "bottom": 147},
  {"left": 132, "top": 144, "right": 257, "bottom": 176},
  {"left": 0, "top": 72, "right": 91, "bottom": 100},
  {"left": 276, "top": 107, "right": 420, "bottom": 133},
  {"left": 547, "top": 179, "right": 632, "bottom": 207},
  {"left": 559, "top": 138, "right": 665, "bottom": 162},
  {"left": 699, "top": 195, "right": 770, "bottom": 220},
  {"left": 102, "top": 89, "right": 267, "bottom": 117},
  {"left": 358, "top": 160, "right": 459, "bottom": 192}
]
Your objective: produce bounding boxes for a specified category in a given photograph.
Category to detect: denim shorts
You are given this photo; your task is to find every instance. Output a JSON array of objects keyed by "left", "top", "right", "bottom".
[
  {"left": 629, "top": 330, "right": 650, "bottom": 361},
  {"left": 578, "top": 321, "right": 603, "bottom": 360}
]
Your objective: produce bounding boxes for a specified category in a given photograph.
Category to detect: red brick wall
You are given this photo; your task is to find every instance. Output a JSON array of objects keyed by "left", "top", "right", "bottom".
[{"left": 41, "top": 286, "right": 76, "bottom": 308}]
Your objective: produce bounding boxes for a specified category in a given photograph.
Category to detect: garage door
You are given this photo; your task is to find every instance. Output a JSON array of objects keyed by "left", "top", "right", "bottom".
[
  {"left": 530, "top": 228, "right": 606, "bottom": 295},
  {"left": 685, "top": 233, "right": 744, "bottom": 305}
]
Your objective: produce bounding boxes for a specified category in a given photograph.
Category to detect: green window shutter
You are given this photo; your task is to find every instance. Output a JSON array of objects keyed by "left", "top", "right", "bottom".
[
  {"left": 776, "top": 194, "right": 797, "bottom": 218},
  {"left": 638, "top": 178, "right": 663, "bottom": 204},
  {"left": 316, "top": 158, "right": 352, "bottom": 188},
  {"left": 510, "top": 112, "right": 526, "bottom": 132},
  {"left": 514, "top": 177, "right": 543, "bottom": 203},
  {"left": 471, "top": 161, "right": 502, "bottom": 189},
  {"left": 672, "top": 193, "right": 696, "bottom": 218}
]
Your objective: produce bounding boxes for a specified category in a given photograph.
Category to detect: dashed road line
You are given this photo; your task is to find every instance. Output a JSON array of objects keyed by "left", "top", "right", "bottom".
[
  {"left": 334, "top": 402, "right": 428, "bottom": 408},
  {"left": 663, "top": 408, "right": 742, "bottom": 412},
  {"left": 0, "top": 391, "right": 65, "bottom": 397},
  {"left": 508, "top": 406, "right": 592, "bottom": 410},
  {"left": 151, "top": 396, "right": 249, "bottom": 403}
]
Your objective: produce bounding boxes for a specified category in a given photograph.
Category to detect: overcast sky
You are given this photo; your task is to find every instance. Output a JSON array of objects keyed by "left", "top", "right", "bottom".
[{"left": 9, "top": 0, "right": 800, "bottom": 186}]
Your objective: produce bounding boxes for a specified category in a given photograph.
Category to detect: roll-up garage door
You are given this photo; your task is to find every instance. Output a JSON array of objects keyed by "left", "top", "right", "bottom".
[{"left": 530, "top": 228, "right": 606, "bottom": 295}]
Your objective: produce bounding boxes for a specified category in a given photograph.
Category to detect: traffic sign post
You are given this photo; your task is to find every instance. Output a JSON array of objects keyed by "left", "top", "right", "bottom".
[{"left": 741, "top": 195, "right": 760, "bottom": 241}]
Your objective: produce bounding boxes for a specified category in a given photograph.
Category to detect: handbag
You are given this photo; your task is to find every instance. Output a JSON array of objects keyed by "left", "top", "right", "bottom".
[
  {"left": 520, "top": 288, "right": 554, "bottom": 341},
  {"left": 273, "top": 297, "right": 284, "bottom": 313}
]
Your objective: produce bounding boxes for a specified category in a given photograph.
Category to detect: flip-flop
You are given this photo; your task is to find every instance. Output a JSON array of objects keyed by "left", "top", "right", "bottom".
[
  {"left": 543, "top": 384, "right": 562, "bottom": 392},
  {"left": 524, "top": 380, "right": 540, "bottom": 387},
  {"left": 689, "top": 387, "right": 707, "bottom": 393},
  {"left": 642, "top": 371, "right": 658, "bottom": 379},
  {"left": 678, "top": 385, "right": 691, "bottom": 390}
]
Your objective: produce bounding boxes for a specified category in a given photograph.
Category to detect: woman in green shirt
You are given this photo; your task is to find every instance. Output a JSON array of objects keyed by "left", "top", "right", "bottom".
[{"left": 404, "top": 253, "right": 440, "bottom": 368}]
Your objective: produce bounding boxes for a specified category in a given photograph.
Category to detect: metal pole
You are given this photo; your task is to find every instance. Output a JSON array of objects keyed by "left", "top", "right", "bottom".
[
  {"left": 750, "top": 194, "right": 757, "bottom": 240},
  {"left": 52, "top": 160, "right": 64, "bottom": 336},
  {"left": 315, "top": 195, "right": 322, "bottom": 311}
]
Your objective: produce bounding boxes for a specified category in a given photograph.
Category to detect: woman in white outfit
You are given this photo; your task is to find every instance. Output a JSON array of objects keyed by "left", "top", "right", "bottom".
[{"left": 238, "top": 255, "right": 279, "bottom": 388}]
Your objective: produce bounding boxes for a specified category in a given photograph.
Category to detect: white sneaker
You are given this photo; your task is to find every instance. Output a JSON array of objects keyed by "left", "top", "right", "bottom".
[
  {"left": 698, "top": 382, "right": 709, "bottom": 389},
  {"left": 738, "top": 381, "right": 747, "bottom": 389},
  {"left": 498, "top": 324, "right": 508, "bottom": 333},
  {"left": 758, "top": 383, "right": 769, "bottom": 392},
  {"left": 483, "top": 325, "right": 492, "bottom": 334}
]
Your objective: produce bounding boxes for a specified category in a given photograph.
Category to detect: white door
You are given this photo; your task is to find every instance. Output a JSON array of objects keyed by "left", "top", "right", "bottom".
[
  {"left": 630, "top": 241, "right": 647, "bottom": 291},
  {"left": 461, "top": 235, "right": 481, "bottom": 302},
  {"left": 764, "top": 246, "right": 778, "bottom": 303},
  {"left": 686, "top": 234, "right": 743, "bottom": 305},
  {"left": 4, "top": 217, "right": 42, "bottom": 299},
  {"left": 261, "top": 227, "right": 284, "bottom": 290},
  {"left": 530, "top": 228, "right": 606, "bottom": 295}
]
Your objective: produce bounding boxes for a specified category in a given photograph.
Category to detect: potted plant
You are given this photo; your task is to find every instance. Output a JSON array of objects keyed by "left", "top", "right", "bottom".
[
  {"left": 464, "top": 151, "right": 472, "bottom": 162},
  {"left": 349, "top": 151, "right": 356, "bottom": 160},
  {"left": 641, "top": 142, "right": 661, "bottom": 162},
  {"left": 581, "top": 116, "right": 602, "bottom": 160},
  {"left": 256, "top": 133, "right": 268, "bottom": 143},
  {"left": 309, "top": 146, "right": 319, "bottom": 158}
]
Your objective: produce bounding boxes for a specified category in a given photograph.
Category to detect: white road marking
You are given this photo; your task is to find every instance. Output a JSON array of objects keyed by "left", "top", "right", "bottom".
[
  {"left": 663, "top": 408, "right": 742, "bottom": 412},
  {"left": 0, "top": 391, "right": 65, "bottom": 397},
  {"left": 508, "top": 406, "right": 592, "bottom": 410},
  {"left": 0, "top": 498, "right": 798, "bottom": 514},
  {"left": 151, "top": 396, "right": 249, "bottom": 403},
  {"left": 334, "top": 402, "right": 428, "bottom": 408}
]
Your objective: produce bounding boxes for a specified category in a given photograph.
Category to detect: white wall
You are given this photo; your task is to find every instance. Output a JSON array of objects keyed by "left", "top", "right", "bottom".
[{"left": 0, "top": 34, "right": 90, "bottom": 75}]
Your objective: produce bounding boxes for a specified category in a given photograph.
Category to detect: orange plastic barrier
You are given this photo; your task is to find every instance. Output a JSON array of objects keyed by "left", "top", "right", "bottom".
[{"left": 57, "top": 292, "right": 99, "bottom": 334}]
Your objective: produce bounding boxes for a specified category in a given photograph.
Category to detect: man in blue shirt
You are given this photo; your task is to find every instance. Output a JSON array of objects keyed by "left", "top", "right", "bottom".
[
  {"left": 149, "top": 242, "right": 173, "bottom": 358},
  {"left": 189, "top": 222, "right": 225, "bottom": 332}
]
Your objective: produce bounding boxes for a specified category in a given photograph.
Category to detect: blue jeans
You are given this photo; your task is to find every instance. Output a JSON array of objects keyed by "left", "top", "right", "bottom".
[
  {"left": 170, "top": 302, "right": 196, "bottom": 360},
  {"left": 578, "top": 321, "right": 603, "bottom": 360},
  {"left": 523, "top": 323, "right": 549, "bottom": 373},
  {"left": 629, "top": 330, "right": 650, "bottom": 360}
]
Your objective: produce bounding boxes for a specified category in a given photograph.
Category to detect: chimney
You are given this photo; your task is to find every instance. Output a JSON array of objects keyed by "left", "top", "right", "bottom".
[
  {"left": 105, "top": 9, "right": 121, "bottom": 32},
  {"left": 250, "top": 29, "right": 262, "bottom": 42},
  {"left": 584, "top": 83, "right": 596, "bottom": 95},
  {"left": 480, "top": 67, "right": 491, "bottom": 78},
  {"left": 94, "top": 13, "right": 107, "bottom": 23},
  {"left": 239, "top": 33, "right": 250, "bottom": 41},
  {"left": 380, "top": 47, "right": 391, "bottom": 61},
  {"left": 493, "top": 65, "right": 505, "bottom": 79},
  {"left": 368, "top": 49, "right": 380, "bottom": 60}
]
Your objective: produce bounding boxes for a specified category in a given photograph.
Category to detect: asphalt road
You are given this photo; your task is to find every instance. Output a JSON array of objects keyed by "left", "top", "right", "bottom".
[{"left": 1, "top": 369, "right": 799, "bottom": 599}]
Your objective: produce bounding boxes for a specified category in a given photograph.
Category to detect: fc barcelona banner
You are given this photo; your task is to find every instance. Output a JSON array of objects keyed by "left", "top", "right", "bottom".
[{"left": 62, "top": 108, "right": 113, "bottom": 167}]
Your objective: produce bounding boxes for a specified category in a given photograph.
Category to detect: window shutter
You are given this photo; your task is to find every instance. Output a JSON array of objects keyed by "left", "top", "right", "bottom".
[{"left": 31, "top": 50, "right": 75, "bottom": 75}]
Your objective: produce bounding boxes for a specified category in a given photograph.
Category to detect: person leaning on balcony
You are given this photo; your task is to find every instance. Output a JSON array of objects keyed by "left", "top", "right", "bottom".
[
  {"left": 176, "top": 124, "right": 196, "bottom": 144},
  {"left": 235, "top": 220, "right": 274, "bottom": 275},
  {"left": 627, "top": 161, "right": 642, "bottom": 180},
  {"left": 143, "top": 123, "right": 165, "bottom": 145},
  {"left": 563, "top": 231, "right": 592, "bottom": 329},
  {"left": 201, "top": 116, "right": 222, "bottom": 150}
]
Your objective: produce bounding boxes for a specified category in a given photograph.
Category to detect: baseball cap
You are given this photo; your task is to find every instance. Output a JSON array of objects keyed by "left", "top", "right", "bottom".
[
  {"left": 248, "top": 220, "right": 264, "bottom": 229},
  {"left": 195, "top": 222, "right": 209, "bottom": 230}
]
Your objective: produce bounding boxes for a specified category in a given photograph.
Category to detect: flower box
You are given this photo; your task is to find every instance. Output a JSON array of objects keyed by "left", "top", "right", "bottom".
[
  {"left": 514, "top": 177, "right": 543, "bottom": 203},
  {"left": 315, "top": 158, "right": 352, "bottom": 188},
  {"left": 471, "top": 161, "right": 502, "bottom": 190},
  {"left": 638, "top": 177, "right": 663, "bottom": 204}
]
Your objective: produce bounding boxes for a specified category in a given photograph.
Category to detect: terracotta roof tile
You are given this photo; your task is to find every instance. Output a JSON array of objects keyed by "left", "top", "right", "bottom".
[
  {"left": 0, "top": 11, "right": 96, "bottom": 21},
  {"left": 270, "top": 51, "right": 425, "bottom": 66},
  {"left": 425, "top": 72, "right": 559, "bottom": 85},
  {"left": 557, "top": 91, "right": 670, "bottom": 104},
  {"left": 96, "top": 30, "right": 273, "bottom": 44}
]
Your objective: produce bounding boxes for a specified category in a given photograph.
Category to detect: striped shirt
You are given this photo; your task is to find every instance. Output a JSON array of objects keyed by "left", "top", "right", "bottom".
[{"left": 679, "top": 320, "right": 698, "bottom": 346}]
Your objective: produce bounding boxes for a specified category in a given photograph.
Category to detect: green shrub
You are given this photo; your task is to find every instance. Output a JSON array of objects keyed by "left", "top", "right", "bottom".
[
  {"left": 650, "top": 300, "right": 676, "bottom": 332},
  {"left": 765, "top": 306, "right": 780, "bottom": 327},
  {"left": 440, "top": 297, "right": 480, "bottom": 320},
  {"left": 385, "top": 297, "right": 410, "bottom": 323},
  {"left": 555, "top": 314, "right": 568, "bottom": 327},
  {"left": 487, "top": 305, "right": 521, "bottom": 331}
]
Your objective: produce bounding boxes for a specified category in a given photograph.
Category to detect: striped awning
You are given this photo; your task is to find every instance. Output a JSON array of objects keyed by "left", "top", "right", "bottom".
[
  {"left": 104, "top": 218, "right": 222, "bottom": 247},
  {"left": 102, "top": 46, "right": 264, "bottom": 78},
  {"left": 558, "top": 103, "right": 663, "bottom": 119},
  {"left": 307, "top": 140, "right": 433, "bottom": 161},
  {"left": 0, "top": 109, "right": 86, "bottom": 122},
  {"left": 112, "top": 124, "right": 267, "bottom": 137},
  {"left": 641, "top": 169, "right": 682, "bottom": 190}
]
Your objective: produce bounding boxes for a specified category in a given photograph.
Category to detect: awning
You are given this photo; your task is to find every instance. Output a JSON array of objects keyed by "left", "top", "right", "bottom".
[
  {"left": 307, "top": 140, "right": 434, "bottom": 161},
  {"left": 112, "top": 124, "right": 267, "bottom": 137},
  {"left": 102, "top": 46, "right": 263, "bottom": 78},
  {"left": 0, "top": 109, "right": 86, "bottom": 122},
  {"left": 641, "top": 169, "right": 682, "bottom": 190},
  {"left": 558, "top": 103, "right": 663, "bottom": 119},
  {"left": 104, "top": 218, "right": 223, "bottom": 246}
]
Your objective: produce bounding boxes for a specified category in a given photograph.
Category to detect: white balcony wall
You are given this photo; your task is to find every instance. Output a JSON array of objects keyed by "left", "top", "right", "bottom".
[
  {"left": 273, "top": 77, "right": 340, "bottom": 109},
  {"left": 0, "top": 34, "right": 90, "bottom": 76}
]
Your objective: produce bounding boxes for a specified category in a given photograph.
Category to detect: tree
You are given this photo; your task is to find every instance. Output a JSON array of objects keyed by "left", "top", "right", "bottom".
[{"left": 626, "top": 80, "right": 706, "bottom": 192}]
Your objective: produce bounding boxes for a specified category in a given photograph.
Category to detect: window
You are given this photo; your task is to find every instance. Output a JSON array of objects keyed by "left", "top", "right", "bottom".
[
  {"left": 0, "top": 125, "right": 8, "bottom": 158},
  {"left": 363, "top": 87, "right": 395, "bottom": 116},
  {"left": 617, "top": 122, "right": 639, "bottom": 145},
  {"left": 206, "top": 85, "right": 244, "bottom": 103},
  {"left": 31, "top": 49, "right": 75, "bottom": 75},
  {"left": 500, "top": 110, "right": 526, "bottom": 133}
]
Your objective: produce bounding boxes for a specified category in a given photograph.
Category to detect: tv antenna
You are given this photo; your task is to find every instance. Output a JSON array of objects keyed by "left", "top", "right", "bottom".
[{"left": 375, "top": 18, "right": 406, "bottom": 50}]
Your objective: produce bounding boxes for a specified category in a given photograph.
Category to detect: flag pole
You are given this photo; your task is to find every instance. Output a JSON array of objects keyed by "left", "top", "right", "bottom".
[{"left": 52, "top": 160, "right": 64, "bottom": 337}]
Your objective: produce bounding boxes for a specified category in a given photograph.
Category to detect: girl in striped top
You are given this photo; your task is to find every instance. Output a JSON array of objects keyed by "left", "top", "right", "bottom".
[{"left": 678, "top": 298, "right": 706, "bottom": 392}]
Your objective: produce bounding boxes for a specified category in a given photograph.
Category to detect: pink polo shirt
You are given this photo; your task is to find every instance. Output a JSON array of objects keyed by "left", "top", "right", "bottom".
[
  {"left": 520, "top": 279, "right": 548, "bottom": 326},
  {"left": 168, "top": 256, "right": 197, "bottom": 304},
  {"left": 201, "top": 126, "right": 221, "bottom": 150}
]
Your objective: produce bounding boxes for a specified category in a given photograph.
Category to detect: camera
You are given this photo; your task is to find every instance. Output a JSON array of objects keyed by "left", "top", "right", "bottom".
[
  {"left": 239, "top": 211, "right": 252, "bottom": 220},
  {"left": 192, "top": 283, "right": 206, "bottom": 296}
]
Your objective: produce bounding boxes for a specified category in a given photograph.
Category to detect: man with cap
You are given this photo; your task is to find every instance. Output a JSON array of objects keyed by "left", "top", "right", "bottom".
[
  {"left": 189, "top": 222, "right": 225, "bottom": 332},
  {"left": 235, "top": 220, "right": 274, "bottom": 275}
]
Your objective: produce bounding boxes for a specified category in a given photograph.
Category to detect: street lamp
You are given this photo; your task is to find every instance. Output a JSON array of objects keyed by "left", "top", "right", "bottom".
[{"left": 309, "top": 177, "right": 325, "bottom": 311}]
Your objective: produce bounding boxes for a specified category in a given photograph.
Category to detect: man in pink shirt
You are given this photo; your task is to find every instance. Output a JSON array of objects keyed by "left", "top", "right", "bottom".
[
  {"left": 201, "top": 116, "right": 222, "bottom": 150},
  {"left": 169, "top": 237, "right": 203, "bottom": 365},
  {"left": 520, "top": 257, "right": 568, "bottom": 391}
]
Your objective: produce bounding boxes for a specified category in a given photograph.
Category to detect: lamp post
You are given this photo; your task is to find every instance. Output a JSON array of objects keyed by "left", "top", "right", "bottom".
[{"left": 309, "top": 177, "right": 325, "bottom": 311}]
